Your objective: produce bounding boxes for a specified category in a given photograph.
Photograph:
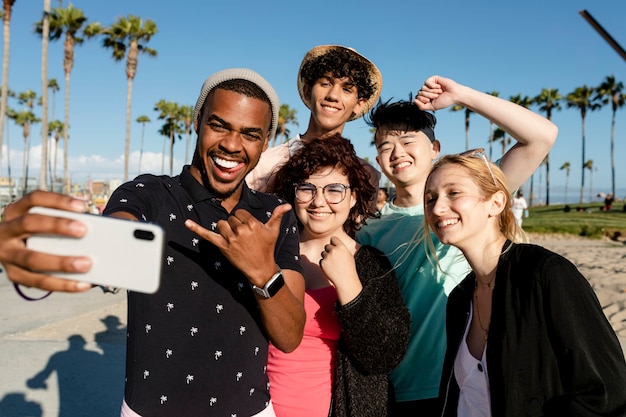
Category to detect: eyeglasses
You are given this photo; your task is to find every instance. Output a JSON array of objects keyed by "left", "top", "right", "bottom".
[
  {"left": 294, "top": 182, "right": 351, "bottom": 204},
  {"left": 459, "top": 148, "right": 497, "bottom": 186}
]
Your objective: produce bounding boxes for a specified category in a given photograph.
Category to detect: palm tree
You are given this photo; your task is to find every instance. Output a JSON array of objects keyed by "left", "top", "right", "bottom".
[
  {"left": 39, "top": 0, "right": 51, "bottom": 190},
  {"left": 154, "top": 99, "right": 181, "bottom": 176},
  {"left": 533, "top": 88, "right": 561, "bottom": 206},
  {"left": 274, "top": 104, "right": 298, "bottom": 146},
  {"left": 48, "top": 118, "right": 63, "bottom": 190},
  {"left": 36, "top": 2, "right": 98, "bottom": 194},
  {"left": 0, "top": 0, "right": 17, "bottom": 180},
  {"left": 47, "top": 78, "right": 59, "bottom": 119},
  {"left": 594, "top": 75, "right": 625, "bottom": 198},
  {"left": 583, "top": 160, "right": 594, "bottom": 203},
  {"left": 10, "top": 109, "right": 40, "bottom": 196},
  {"left": 486, "top": 91, "right": 499, "bottom": 160},
  {"left": 0, "top": 85, "right": 14, "bottom": 176},
  {"left": 565, "top": 86, "right": 600, "bottom": 204},
  {"left": 450, "top": 104, "right": 472, "bottom": 150},
  {"left": 179, "top": 105, "right": 193, "bottom": 164},
  {"left": 100, "top": 15, "right": 157, "bottom": 182},
  {"left": 492, "top": 127, "right": 509, "bottom": 157},
  {"left": 559, "top": 162, "right": 571, "bottom": 204},
  {"left": 157, "top": 118, "right": 183, "bottom": 175},
  {"left": 135, "top": 115, "right": 150, "bottom": 174}
]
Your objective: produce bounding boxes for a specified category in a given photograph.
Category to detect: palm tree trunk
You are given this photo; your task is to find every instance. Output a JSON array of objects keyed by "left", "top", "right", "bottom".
[
  {"left": 185, "top": 128, "right": 190, "bottom": 165},
  {"left": 139, "top": 123, "right": 145, "bottom": 174},
  {"left": 564, "top": 174, "right": 569, "bottom": 205},
  {"left": 161, "top": 136, "right": 165, "bottom": 175},
  {"left": 22, "top": 134, "right": 28, "bottom": 196},
  {"left": 39, "top": 0, "right": 50, "bottom": 190},
  {"left": 124, "top": 76, "right": 133, "bottom": 182},
  {"left": 580, "top": 118, "right": 586, "bottom": 204},
  {"left": 53, "top": 137, "right": 59, "bottom": 191},
  {"left": 63, "top": 70, "right": 70, "bottom": 194},
  {"left": 169, "top": 130, "right": 174, "bottom": 176},
  {"left": 0, "top": 1, "right": 14, "bottom": 178},
  {"left": 610, "top": 110, "right": 616, "bottom": 198}
]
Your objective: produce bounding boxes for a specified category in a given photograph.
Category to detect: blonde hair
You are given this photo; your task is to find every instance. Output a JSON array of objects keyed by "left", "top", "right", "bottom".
[{"left": 423, "top": 153, "right": 528, "bottom": 268}]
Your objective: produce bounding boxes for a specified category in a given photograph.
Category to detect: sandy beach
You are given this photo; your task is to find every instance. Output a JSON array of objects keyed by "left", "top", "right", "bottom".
[
  {"left": 0, "top": 233, "right": 624, "bottom": 416},
  {"left": 527, "top": 233, "right": 626, "bottom": 341}
]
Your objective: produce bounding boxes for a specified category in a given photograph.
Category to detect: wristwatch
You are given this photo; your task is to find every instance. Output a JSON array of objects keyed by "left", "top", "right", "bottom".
[{"left": 251, "top": 268, "right": 284, "bottom": 298}]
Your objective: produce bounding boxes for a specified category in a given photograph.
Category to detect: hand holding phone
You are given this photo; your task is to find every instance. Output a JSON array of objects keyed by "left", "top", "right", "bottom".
[{"left": 26, "top": 207, "right": 164, "bottom": 294}]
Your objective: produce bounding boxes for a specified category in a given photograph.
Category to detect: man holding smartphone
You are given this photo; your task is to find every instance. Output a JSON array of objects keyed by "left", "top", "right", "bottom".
[{"left": 0, "top": 68, "right": 305, "bottom": 417}]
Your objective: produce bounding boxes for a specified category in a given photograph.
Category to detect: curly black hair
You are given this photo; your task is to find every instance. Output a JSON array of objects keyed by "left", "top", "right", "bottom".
[
  {"left": 267, "top": 134, "right": 376, "bottom": 237},
  {"left": 300, "top": 48, "right": 376, "bottom": 101}
]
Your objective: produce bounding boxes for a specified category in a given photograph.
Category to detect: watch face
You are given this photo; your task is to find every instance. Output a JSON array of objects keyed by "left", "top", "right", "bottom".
[
  {"left": 253, "top": 270, "right": 284, "bottom": 298},
  {"left": 267, "top": 273, "right": 285, "bottom": 297}
]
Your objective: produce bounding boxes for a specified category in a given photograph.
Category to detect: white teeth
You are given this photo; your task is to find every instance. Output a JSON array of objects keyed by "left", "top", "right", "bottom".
[
  {"left": 213, "top": 156, "right": 238, "bottom": 169},
  {"left": 393, "top": 162, "right": 411, "bottom": 169},
  {"left": 321, "top": 105, "right": 339, "bottom": 113},
  {"left": 437, "top": 219, "right": 459, "bottom": 228},
  {"left": 309, "top": 211, "right": 331, "bottom": 218}
]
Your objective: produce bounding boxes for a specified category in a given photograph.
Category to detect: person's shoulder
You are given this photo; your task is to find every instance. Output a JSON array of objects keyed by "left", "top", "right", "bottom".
[
  {"left": 248, "top": 188, "right": 292, "bottom": 214},
  {"left": 508, "top": 243, "right": 571, "bottom": 269}
]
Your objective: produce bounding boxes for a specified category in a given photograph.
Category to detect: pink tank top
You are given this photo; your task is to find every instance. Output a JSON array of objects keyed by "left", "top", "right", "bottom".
[{"left": 267, "top": 286, "right": 341, "bottom": 417}]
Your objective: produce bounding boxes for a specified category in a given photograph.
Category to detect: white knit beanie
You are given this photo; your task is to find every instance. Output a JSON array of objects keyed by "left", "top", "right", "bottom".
[{"left": 193, "top": 68, "right": 279, "bottom": 139}]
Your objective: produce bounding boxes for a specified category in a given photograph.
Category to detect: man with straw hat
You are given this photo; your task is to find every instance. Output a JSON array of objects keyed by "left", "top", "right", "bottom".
[{"left": 247, "top": 45, "right": 382, "bottom": 192}]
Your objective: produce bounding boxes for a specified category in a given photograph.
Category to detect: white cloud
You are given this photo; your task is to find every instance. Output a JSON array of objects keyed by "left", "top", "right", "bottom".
[{"left": 0, "top": 143, "right": 186, "bottom": 190}]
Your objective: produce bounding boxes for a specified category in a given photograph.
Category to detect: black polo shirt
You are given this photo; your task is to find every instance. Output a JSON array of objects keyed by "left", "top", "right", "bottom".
[{"left": 104, "top": 166, "right": 302, "bottom": 416}]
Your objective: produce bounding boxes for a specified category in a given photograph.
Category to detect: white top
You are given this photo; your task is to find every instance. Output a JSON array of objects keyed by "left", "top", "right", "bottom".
[{"left": 454, "top": 303, "right": 492, "bottom": 417}]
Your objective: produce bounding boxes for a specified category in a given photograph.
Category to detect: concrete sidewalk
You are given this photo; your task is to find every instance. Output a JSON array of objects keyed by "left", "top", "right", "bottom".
[{"left": 0, "top": 277, "right": 127, "bottom": 417}]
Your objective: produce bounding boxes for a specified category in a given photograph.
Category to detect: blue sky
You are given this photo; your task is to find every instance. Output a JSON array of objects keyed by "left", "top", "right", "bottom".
[{"left": 3, "top": 0, "right": 626, "bottom": 203}]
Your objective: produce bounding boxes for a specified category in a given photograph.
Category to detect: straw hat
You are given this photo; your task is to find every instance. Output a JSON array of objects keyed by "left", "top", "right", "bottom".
[{"left": 297, "top": 45, "right": 382, "bottom": 121}]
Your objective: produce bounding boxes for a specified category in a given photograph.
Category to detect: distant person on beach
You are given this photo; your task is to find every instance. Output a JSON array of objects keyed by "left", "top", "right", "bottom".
[
  {"left": 602, "top": 192, "right": 614, "bottom": 211},
  {"left": 357, "top": 75, "right": 557, "bottom": 417},
  {"left": 423, "top": 153, "right": 626, "bottom": 416},
  {"left": 0, "top": 68, "right": 306, "bottom": 416},
  {"left": 247, "top": 45, "right": 382, "bottom": 195},
  {"left": 511, "top": 190, "right": 528, "bottom": 227},
  {"left": 376, "top": 187, "right": 389, "bottom": 212}
]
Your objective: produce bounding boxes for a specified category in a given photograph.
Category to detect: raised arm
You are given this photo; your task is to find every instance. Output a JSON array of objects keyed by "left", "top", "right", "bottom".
[{"left": 416, "top": 75, "right": 558, "bottom": 191}]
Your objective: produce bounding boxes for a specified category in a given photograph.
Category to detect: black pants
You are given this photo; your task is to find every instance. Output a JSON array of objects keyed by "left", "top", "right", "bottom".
[{"left": 388, "top": 397, "right": 442, "bottom": 417}]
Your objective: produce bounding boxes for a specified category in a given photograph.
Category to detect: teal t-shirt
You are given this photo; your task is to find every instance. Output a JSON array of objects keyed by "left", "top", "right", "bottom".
[{"left": 357, "top": 201, "right": 470, "bottom": 402}]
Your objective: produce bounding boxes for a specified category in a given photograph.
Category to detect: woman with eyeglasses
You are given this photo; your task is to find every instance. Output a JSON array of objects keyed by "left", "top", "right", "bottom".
[
  {"left": 265, "top": 133, "right": 410, "bottom": 417},
  {"left": 423, "top": 153, "right": 626, "bottom": 417}
]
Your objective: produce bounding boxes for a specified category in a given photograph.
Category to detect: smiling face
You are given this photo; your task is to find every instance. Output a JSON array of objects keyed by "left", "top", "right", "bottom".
[
  {"left": 294, "top": 166, "right": 356, "bottom": 241},
  {"left": 192, "top": 88, "right": 271, "bottom": 209},
  {"left": 304, "top": 75, "right": 366, "bottom": 135},
  {"left": 424, "top": 163, "right": 497, "bottom": 250},
  {"left": 375, "top": 129, "right": 440, "bottom": 190}
]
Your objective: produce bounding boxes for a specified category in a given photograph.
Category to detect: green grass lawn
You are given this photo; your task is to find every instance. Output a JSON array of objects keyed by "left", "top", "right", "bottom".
[{"left": 523, "top": 202, "right": 626, "bottom": 238}]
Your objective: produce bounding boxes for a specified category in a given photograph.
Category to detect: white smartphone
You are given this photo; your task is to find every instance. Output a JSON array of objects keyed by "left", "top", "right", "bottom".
[{"left": 26, "top": 206, "right": 164, "bottom": 294}]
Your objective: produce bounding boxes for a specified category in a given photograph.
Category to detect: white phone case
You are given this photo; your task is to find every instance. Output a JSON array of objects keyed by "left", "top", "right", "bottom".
[{"left": 26, "top": 206, "right": 164, "bottom": 294}]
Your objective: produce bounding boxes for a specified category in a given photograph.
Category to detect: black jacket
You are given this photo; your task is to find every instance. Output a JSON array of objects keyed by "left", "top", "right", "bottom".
[
  {"left": 440, "top": 242, "right": 626, "bottom": 417},
  {"left": 332, "top": 245, "right": 411, "bottom": 417}
]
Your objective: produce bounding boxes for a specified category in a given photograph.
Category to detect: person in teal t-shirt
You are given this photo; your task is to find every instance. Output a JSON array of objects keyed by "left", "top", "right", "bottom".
[{"left": 357, "top": 75, "right": 558, "bottom": 417}]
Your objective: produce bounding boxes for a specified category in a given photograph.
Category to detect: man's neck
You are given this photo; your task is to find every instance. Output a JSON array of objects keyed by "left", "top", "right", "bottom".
[
  {"left": 391, "top": 181, "right": 426, "bottom": 208},
  {"left": 300, "top": 118, "right": 345, "bottom": 142}
]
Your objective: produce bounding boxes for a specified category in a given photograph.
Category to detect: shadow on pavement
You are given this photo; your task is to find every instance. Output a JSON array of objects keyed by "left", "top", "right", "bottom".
[{"left": 0, "top": 314, "right": 126, "bottom": 417}]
